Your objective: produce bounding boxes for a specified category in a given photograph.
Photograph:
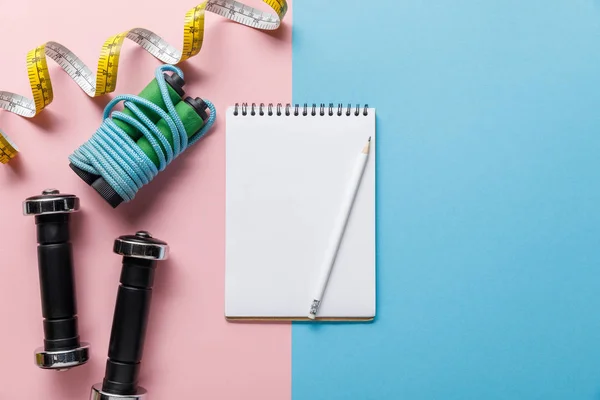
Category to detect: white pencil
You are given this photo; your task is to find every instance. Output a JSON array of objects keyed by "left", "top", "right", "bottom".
[{"left": 308, "top": 137, "right": 372, "bottom": 320}]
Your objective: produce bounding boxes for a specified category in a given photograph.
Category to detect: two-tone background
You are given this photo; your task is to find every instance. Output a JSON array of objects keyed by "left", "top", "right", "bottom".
[{"left": 1, "top": 0, "right": 600, "bottom": 398}]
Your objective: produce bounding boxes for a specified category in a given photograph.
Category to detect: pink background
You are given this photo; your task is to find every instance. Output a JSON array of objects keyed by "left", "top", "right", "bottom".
[{"left": 0, "top": 0, "right": 292, "bottom": 398}]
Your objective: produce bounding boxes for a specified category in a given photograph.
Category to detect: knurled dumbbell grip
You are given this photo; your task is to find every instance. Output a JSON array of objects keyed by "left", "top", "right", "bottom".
[
  {"left": 102, "top": 257, "right": 156, "bottom": 395},
  {"left": 36, "top": 213, "right": 80, "bottom": 352}
]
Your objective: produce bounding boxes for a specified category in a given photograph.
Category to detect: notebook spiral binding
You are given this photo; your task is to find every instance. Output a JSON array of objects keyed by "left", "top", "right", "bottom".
[{"left": 233, "top": 103, "right": 369, "bottom": 117}]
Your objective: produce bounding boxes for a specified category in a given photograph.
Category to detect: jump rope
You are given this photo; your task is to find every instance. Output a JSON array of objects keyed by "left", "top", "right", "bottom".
[{"left": 69, "top": 65, "right": 216, "bottom": 207}]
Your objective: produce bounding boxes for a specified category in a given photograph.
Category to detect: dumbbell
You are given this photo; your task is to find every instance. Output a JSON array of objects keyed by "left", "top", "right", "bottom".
[
  {"left": 23, "top": 189, "right": 89, "bottom": 370},
  {"left": 91, "top": 231, "right": 169, "bottom": 399}
]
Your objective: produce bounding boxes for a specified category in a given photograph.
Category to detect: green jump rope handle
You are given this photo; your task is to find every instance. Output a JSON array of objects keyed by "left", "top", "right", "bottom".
[
  {"left": 69, "top": 88, "right": 209, "bottom": 208},
  {"left": 113, "top": 73, "right": 186, "bottom": 141},
  {"left": 137, "top": 97, "right": 208, "bottom": 167}
]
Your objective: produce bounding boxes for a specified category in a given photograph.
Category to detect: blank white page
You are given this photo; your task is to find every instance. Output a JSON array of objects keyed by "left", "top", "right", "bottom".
[{"left": 225, "top": 105, "right": 376, "bottom": 320}]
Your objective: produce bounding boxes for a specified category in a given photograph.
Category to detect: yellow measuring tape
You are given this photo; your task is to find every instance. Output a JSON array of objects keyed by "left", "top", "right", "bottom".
[
  {"left": 0, "top": 0, "right": 287, "bottom": 163},
  {"left": 0, "top": 131, "right": 18, "bottom": 164}
]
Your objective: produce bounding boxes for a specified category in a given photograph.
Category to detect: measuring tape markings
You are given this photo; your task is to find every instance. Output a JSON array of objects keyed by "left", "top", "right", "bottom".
[
  {"left": 0, "top": 0, "right": 287, "bottom": 162},
  {"left": 0, "top": 131, "right": 18, "bottom": 164}
]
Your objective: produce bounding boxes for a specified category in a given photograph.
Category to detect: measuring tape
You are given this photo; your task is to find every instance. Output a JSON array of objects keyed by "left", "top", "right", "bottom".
[
  {"left": 0, "top": 0, "right": 287, "bottom": 162},
  {"left": 0, "top": 131, "right": 17, "bottom": 164}
]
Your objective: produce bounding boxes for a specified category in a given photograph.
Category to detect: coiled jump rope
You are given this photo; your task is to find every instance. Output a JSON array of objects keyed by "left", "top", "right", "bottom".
[{"left": 69, "top": 65, "right": 215, "bottom": 208}]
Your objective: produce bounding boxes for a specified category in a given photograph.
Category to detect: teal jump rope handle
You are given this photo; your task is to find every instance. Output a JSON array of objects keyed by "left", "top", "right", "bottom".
[{"left": 70, "top": 96, "right": 209, "bottom": 208}]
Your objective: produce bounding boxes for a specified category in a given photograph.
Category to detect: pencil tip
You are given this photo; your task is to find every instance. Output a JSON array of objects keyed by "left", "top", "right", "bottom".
[{"left": 362, "top": 138, "right": 371, "bottom": 154}]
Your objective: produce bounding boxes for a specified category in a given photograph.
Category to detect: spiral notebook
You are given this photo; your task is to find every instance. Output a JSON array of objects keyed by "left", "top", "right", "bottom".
[{"left": 225, "top": 103, "right": 376, "bottom": 321}]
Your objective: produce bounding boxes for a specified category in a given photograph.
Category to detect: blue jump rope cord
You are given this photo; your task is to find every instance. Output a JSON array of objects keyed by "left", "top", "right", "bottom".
[{"left": 68, "top": 65, "right": 216, "bottom": 202}]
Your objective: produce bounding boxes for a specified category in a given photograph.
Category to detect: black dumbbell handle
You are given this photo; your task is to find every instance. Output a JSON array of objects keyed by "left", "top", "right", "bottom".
[
  {"left": 36, "top": 213, "right": 80, "bottom": 352},
  {"left": 102, "top": 256, "right": 157, "bottom": 395}
]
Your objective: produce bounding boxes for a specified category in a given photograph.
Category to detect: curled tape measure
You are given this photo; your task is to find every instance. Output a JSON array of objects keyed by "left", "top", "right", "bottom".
[{"left": 0, "top": 0, "right": 287, "bottom": 162}]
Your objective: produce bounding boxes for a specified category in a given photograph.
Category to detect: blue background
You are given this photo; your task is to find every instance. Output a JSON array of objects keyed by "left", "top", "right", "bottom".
[{"left": 292, "top": 1, "right": 600, "bottom": 399}]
